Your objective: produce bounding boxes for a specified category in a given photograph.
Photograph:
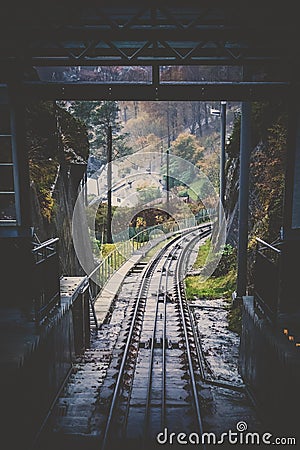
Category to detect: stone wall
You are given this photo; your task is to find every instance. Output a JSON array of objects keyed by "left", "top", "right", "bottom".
[
  {"left": 240, "top": 297, "right": 300, "bottom": 436},
  {"left": 2, "top": 280, "right": 90, "bottom": 449}
]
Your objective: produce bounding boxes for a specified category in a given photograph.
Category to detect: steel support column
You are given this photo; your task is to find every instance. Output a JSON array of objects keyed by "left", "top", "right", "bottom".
[
  {"left": 218, "top": 101, "right": 226, "bottom": 229},
  {"left": 220, "top": 101, "right": 227, "bottom": 206},
  {"left": 8, "top": 80, "right": 32, "bottom": 233},
  {"left": 0, "top": 78, "right": 33, "bottom": 312},
  {"left": 278, "top": 89, "right": 300, "bottom": 314},
  {"left": 236, "top": 102, "right": 251, "bottom": 298}
]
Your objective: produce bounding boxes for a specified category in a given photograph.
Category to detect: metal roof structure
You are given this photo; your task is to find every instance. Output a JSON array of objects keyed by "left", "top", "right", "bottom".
[{"left": 0, "top": 1, "right": 298, "bottom": 100}]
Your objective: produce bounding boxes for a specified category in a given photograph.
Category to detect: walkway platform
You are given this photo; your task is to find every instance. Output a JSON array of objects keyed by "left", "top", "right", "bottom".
[
  {"left": 94, "top": 253, "right": 143, "bottom": 325},
  {"left": 1, "top": 276, "right": 89, "bottom": 450},
  {"left": 1, "top": 277, "right": 85, "bottom": 373},
  {"left": 1, "top": 250, "right": 143, "bottom": 372}
]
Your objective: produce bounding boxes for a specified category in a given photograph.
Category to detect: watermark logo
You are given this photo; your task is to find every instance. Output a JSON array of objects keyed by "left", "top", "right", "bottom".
[
  {"left": 236, "top": 421, "right": 248, "bottom": 432},
  {"left": 72, "top": 151, "right": 227, "bottom": 289},
  {"left": 156, "top": 422, "right": 297, "bottom": 446}
]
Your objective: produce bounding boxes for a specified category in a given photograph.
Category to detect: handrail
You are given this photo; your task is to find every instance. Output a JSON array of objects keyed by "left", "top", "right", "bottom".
[
  {"left": 254, "top": 236, "right": 281, "bottom": 321},
  {"left": 88, "top": 224, "right": 169, "bottom": 281},
  {"left": 32, "top": 237, "right": 60, "bottom": 323},
  {"left": 32, "top": 237, "right": 59, "bottom": 252},
  {"left": 256, "top": 237, "right": 281, "bottom": 254}
]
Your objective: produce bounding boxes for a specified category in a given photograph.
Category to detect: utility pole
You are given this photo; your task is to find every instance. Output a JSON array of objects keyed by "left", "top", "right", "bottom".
[
  {"left": 220, "top": 101, "right": 227, "bottom": 207},
  {"left": 219, "top": 101, "right": 227, "bottom": 228},
  {"left": 166, "top": 103, "right": 170, "bottom": 205},
  {"left": 166, "top": 148, "right": 170, "bottom": 205},
  {"left": 107, "top": 125, "right": 113, "bottom": 243},
  {"left": 210, "top": 101, "right": 226, "bottom": 226}
]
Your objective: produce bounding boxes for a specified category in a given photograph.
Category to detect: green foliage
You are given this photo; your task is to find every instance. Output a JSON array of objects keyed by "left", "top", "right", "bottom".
[
  {"left": 226, "top": 112, "right": 241, "bottom": 158},
  {"left": 226, "top": 101, "right": 287, "bottom": 160},
  {"left": 251, "top": 101, "right": 287, "bottom": 145},
  {"left": 135, "top": 216, "right": 147, "bottom": 228},
  {"left": 130, "top": 208, "right": 174, "bottom": 229},
  {"left": 225, "top": 100, "right": 287, "bottom": 246},
  {"left": 30, "top": 160, "right": 58, "bottom": 222},
  {"left": 65, "top": 100, "right": 132, "bottom": 163},
  {"left": 94, "top": 203, "right": 116, "bottom": 243},
  {"left": 38, "top": 187, "right": 55, "bottom": 222},
  {"left": 192, "top": 238, "right": 211, "bottom": 269},
  {"left": 171, "top": 132, "right": 204, "bottom": 165},
  {"left": 136, "top": 184, "right": 161, "bottom": 203},
  {"left": 185, "top": 269, "right": 236, "bottom": 300},
  {"left": 250, "top": 118, "right": 286, "bottom": 243},
  {"left": 56, "top": 107, "right": 89, "bottom": 161},
  {"left": 27, "top": 101, "right": 89, "bottom": 223},
  {"left": 100, "top": 243, "right": 116, "bottom": 258},
  {"left": 197, "top": 141, "right": 219, "bottom": 190},
  {"left": 185, "top": 239, "right": 238, "bottom": 332},
  {"left": 227, "top": 305, "right": 242, "bottom": 335},
  {"left": 186, "top": 240, "right": 237, "bottom": 299},
  {"left": 212, "top": 244, "right": 237, "bottom": 277},
  {"left": 94, "top": 203, "right": 149, "bottom": 244},
  {"left": 220, "top": 100, "right": 287, "bottom": 334},
  {"left": 162, "top": 158, "right": 196, "bottom": 189},
  {"left": 187, "top": 179, "right": 204, "bottom": 201}
]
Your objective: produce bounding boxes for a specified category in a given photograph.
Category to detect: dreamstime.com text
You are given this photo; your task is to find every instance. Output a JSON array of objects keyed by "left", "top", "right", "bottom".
[{"left": 156, "top": 421, "right": 296, "bottom": 446}]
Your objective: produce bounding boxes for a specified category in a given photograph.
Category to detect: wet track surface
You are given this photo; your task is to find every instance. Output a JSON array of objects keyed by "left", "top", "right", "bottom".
[
  {"left": 39, "top": 227, "right": 260, "bottom": 450},
  {"left": 190, "top": 298, "right": 260, "bottom": 438}
]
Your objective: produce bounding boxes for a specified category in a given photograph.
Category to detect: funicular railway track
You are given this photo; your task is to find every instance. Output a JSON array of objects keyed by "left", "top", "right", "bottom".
[{"left": 101, "top": 224, "right": 211, "bottom": 450}]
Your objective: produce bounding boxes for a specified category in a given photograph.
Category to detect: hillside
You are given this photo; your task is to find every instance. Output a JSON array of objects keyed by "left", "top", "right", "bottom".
[
  {"left": 26, "top": 101, "right": 89, "bottom": 274},
  {"left": 224, "top": 101, "right": 287, "bottom": 286}
]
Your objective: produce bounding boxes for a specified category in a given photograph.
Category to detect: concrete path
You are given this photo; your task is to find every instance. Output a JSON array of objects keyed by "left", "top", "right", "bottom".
[{"left": 93, "top": 252, "right": 143, "bottom": 325}]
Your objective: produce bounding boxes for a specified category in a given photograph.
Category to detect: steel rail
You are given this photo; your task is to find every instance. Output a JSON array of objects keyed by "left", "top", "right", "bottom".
[
  {"left": 121, "top": 234, "right": 190, "bottom": 439},
  {"left": 143, "top": 263, "right": 165, "bottom": 435},
  {"left": 144, "top": 225, "right": 211, "bottom": 440},
  {"left": 101, "top": 223, "right": 211, "bottom": 449},
  {"left": 177, "top": 226, "right": 212, "bottom": 385},
  {"left": 120, "top": 226, "right": 210, "bottom": 440},
  {"left": 161, "top": 256, "right": 169, "bottom": 430},
  {"left": 174, "top": 229, "right": 211, "bottom": 450},
  {"left": 127, "top": 231, "right": 199, "bottom": 437},
  {"left": 101, "top": 231, "right": 186, "bottom": 449},
  {"left": 143, "top": 244, "right": 175, "bottom": 439},
  {"left": 101, "top": 255, "right": 154, "bottom": 450}
]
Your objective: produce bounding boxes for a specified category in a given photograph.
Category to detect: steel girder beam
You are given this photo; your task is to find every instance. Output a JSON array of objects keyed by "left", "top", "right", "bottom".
[
  {"left": 21, "top": 81, "right": 291, "bottom": 101},
  {"left": 0, "top": 2, "right": 297, "bottom": 68},
  {"left": 0, "top": 28, "right": 295, "bottom": 42},
  {"left": 0, "top": 45, "right": 289, "bottom": 67},
  {"left": 0, "top": 35, "right": 293, "bottom": 67}
]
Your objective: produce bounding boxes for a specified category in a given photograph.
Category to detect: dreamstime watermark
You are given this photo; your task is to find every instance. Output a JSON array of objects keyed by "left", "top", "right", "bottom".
[
  {"left": 156, "top": 421, "right": 297, "bottom": 446},
  {"left": 72, "top": 151, "right": 227, "bottom": 289}
]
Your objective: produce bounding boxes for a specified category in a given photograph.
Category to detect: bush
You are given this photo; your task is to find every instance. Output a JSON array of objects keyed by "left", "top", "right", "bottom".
[{"left": 213, "top": 244, "right": 236, "bottom": 277}]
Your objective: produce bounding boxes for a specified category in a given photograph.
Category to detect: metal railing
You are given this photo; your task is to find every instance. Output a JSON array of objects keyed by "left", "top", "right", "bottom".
[
  {"left": 32, "top": 238, "right": 60, "bottom": 323},
  {"left": 96, "top": 208, "right": 214, "bottom": 244},
  {"left": 254, "top": 237, "right": 281, "bottom": 320},
  {"left": 87, "top": 224, "right": 167, "bottom": 309},
  {"left": 29, "top": 212, "right": 213, "bottom": 327}
]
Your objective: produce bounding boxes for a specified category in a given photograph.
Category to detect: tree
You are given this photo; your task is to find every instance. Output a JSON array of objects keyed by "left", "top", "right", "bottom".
[
  {"left": 170, "top": 132, "right": 204, "bottom": 165},
  {"left": 64, "top": 100, "right": 132, "bottom": 165},
  {"left": 136, "top": 184, "right": 161, "bottom": 203}
]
